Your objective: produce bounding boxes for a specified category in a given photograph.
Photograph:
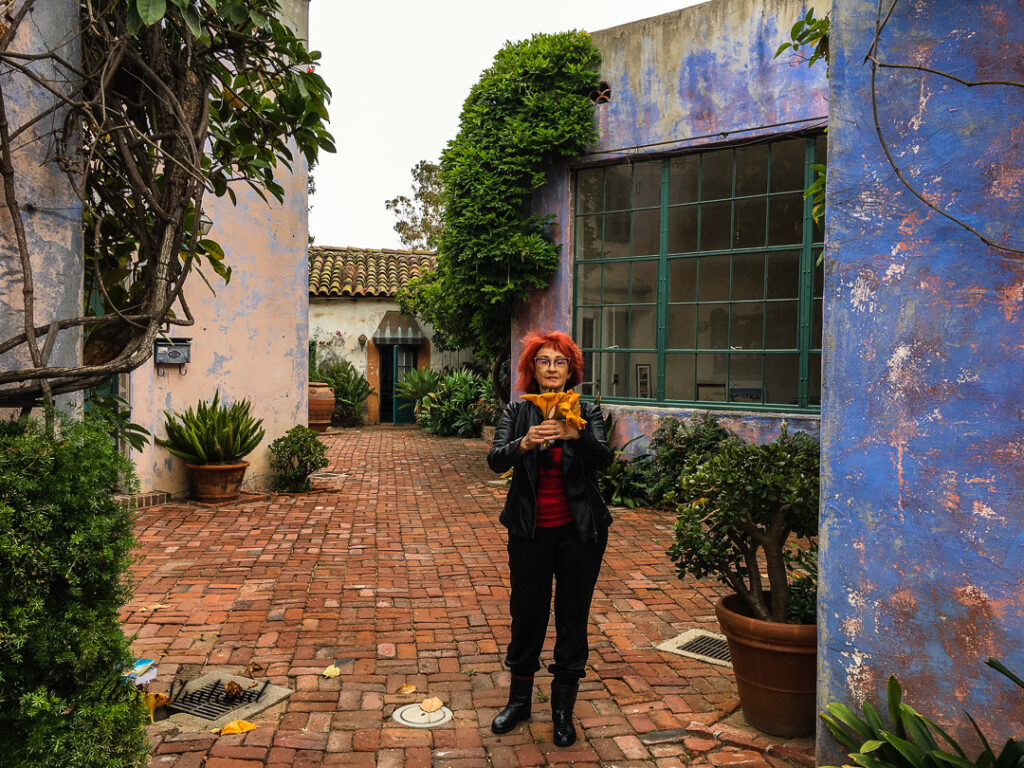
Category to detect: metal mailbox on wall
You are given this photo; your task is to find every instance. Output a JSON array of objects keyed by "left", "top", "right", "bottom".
[{"left": 154, "top": 337, "right": 191, "bottom": 365}]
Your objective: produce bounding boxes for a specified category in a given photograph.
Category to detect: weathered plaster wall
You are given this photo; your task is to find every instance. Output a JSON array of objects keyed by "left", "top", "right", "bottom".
[
  {"left": 516, "top": 0, "right": 829, "bottom": 444},
  {"left": 0, "top": 1, "right": 81, "bottom": 411},
  {"left": 131, "top": 1, "right": 311, "bottom": 494},
  {"left": 821, "top": 0, "right": 1024, "bottom": 760}
]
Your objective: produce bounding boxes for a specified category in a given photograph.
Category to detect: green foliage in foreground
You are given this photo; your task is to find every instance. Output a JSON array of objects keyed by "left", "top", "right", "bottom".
[
  {"left": 400, "top": 31, "right": 601, "bottom": 361},
  {"left": 419, "top": 369, "right": 493, "bottom": 438},
  {"left": 0, "top": 416, "right": 148, "bottom": 767},
  {"left": 269, "top": 425, "right": 329, "bottom": 492}
]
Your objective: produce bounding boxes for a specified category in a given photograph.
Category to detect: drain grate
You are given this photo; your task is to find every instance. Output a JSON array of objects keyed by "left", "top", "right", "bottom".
[
  {"left": 657, "top": 628, "right": 732, "bottom": 667},
  {"left": 167, "top": 678, "right": 270, "bottom": 721}
]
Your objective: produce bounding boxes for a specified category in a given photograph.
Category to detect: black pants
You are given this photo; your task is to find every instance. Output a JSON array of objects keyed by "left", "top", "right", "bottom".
[{"left": 505, "top": 522, "right": 608, "bottom": 683}]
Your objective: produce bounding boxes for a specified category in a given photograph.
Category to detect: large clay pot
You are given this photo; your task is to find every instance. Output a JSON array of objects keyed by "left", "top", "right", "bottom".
[
  {"left": 308, "top": 382, "right": 335, "bottom": 433},
  {"left": 715, "top": 593, "right": 817, "bottom": 738},
  {"left": 185, "top": 462, "right": 249, "bottom": 502}
]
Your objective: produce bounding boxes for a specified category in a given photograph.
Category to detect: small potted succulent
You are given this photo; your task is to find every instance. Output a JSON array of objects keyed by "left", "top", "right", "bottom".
[
  {"left": 667, "top": 423, "right": 819, "bottom": 737},
  {"left": 156, "top": 391, "right": 265, "bottom": 502}
]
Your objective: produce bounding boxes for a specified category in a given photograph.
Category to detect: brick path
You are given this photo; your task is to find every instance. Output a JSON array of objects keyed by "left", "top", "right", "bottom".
[{"left": 126, "top": 427, "right": 814, "bottom": 768}]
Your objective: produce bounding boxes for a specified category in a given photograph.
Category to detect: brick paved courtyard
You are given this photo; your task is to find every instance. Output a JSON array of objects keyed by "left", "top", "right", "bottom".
[{"left": 126, "top": 426, "right": 814, "bottom": 768}]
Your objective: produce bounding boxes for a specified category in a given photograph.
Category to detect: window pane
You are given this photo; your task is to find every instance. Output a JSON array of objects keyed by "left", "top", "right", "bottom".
[
  {"left": 696, "top": 353, "right": 728, "bottom": 401},
  {"left": 734, "top": 196, "right": 766, "bottom": 249},
  {"left": 605, "top": 164, "right": 632, "bottom": 210},
  {"left": 766, "top": 250, "right": 800, "bottom": 298},
  {"left": 702, "top": 149, "right": 732, "bottom": 200},
  {"left": 576, "top": 215, "right": 602, "bottom": 261},
  {"left": 577, "top": 168, "right": 603, "bottom": 213},
  {"left": 697, "top": 304, "right": 730, "bottom": 348},
  {"left": 596, "top": 351, "right": 628, "bottom": 398},
  {"left": 668, "top": 205, "right": 698, "bottom": 253},
  {"left": 578, "top": 263, "right": 601, "bottom": 305},
  {"left": 700, "top": 201, "right": 731, "bottom": 251},
  {"left": 602, "top": 307, "right": 629, "bottom": 349},
  {"left": 765, "top": 301, "right": 799, "bottom": 348},
  {"left": 770, "top": 138, "right": 806, "bottom": 192},
  {"left": 665, "top": 353, "right": 696, "bottom": 400},
  {"left": 603, "top": 261, "right": 630, "bottom": 303},
  {"left": 632, "top": 209, "right": 660, "bottom": 257},
  {"left": 735, "top": 144, "right": 769, "bottom": 196},
  {"left": 729, "top": 354, "right": 764, "bottom": 404},
  {"left": 631, "top": 259, "right": 658, "bottom": 303},
  {"left": 579, "top": 310, "right": 599, "bottom": 348},
  {"left": 768, "top": 193, "right": 804, "bottom": 245},
  {"left": 604, "top": 212, "right": 631, "bottom": 258},
  {"left": 698, "top": 255, "right": 730, "bottom": 301},
  {"left": 765, "top": 354, "right": 799, "bottom": 405},
  {"left": 629, "top": 306, "right": 656, "bottom": 348},
  {"left": 812, "top": 298, "right": 823, "bottom": 348},
  {"left": 730, "top": 303, "right": 764, "bottom": 349},
  {"left": 669, "top": 155, "right": 699, "bottom": 204},
  {"left": 669, "top": 257, "right": 697, "bottom": 302},
  {"left": 630, "top": 353, "right": 657, "bottom": 398},
  {"left": 668, "top": 304, "right": 696, "bottom": 348},
  {"left": 633, "top": 161, "right": 661, "bottom": 208},
  {"left": 808, "top": 353, "right": 821, "bottom": 405},
  {"left": 732, "top": 252, "right": 764, "bottom": 301}
]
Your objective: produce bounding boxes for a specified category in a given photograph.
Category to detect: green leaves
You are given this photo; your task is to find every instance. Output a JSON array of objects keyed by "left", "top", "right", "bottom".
[
  {"left": 135, "top": 0, "right": 167, "bottom": 25},
  {"left": 269, "top": 425, "right": 328, "bottom": 492},
  {"left": 156, "top": 390, "right": 265, "bottom": 463}
]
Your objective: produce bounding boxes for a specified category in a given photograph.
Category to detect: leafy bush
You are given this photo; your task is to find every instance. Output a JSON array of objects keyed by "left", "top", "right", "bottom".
[
  {"left": 269, "top": 425, "right": 329, "bottom": 492},
  {"left": 318, "top": 358, "right": 374, "bottom": 427},
  {"left": 86, "top": 391, "right": 151, "bottom": 452},
  {"left": 821, "top": 658, "right": 1024, "bottom": 768},
  {"left": 668, "top": 424, "right": 820, "bottom": 623},
  {"left": 648, "top": 412, "right": 739, "bottom": 505},
  {"left": 156, "top": 390, "right": 265, "bottom": 463},
  {"left": 419, "top": 368, "right": 491, "bottom": 437},
  {"left": 471, "top": 387, "right": 502, "bottom": 427},
  {"left": 595, "top": 408, "right": 655, "bottom": 509},
  {"left": 0, "top": 415, "right": 149, "bottom": 767},
  {"left": 395, "top": 367, "right": 441, "bottom": 416}
]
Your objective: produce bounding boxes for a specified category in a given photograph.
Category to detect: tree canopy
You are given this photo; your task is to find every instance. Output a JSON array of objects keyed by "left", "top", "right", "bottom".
[{"left": 385, "top": 159, "right": 443, "bottom": 251}]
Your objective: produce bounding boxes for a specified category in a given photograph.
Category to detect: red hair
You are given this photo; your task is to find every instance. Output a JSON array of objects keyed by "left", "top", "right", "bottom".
[{"left": 516, "top": 330, "right": 585, "bottom": 394}]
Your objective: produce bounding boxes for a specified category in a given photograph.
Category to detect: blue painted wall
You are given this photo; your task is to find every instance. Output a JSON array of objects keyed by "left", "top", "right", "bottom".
[
  {"left": 518, "top": 0, "right": 829, "bottom": 445},
  {"left": 821, "top": 0, "right": 1024, "bottom": 760}
]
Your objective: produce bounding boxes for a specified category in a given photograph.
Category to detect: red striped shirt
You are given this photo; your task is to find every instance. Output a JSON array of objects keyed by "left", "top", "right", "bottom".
[{"left": 536, "top": 446, "right": 572, "bottom": 528}]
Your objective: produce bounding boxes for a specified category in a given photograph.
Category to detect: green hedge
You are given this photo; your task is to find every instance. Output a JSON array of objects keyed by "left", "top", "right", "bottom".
[{"left": 0, "top": 416, "right": 149, "bottom": 767}]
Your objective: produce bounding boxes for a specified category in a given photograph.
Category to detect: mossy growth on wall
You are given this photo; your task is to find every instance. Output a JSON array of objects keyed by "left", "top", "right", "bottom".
[{"left": 402, "top": 31, "right": 601, "bottom": 364}]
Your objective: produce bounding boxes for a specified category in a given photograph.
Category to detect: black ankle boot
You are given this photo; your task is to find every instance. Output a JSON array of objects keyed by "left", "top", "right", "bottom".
[
  {"left": 551, "top": 680, "right": 578, "bottom": 747},
  {"left": 491, "top": 675, "right": 534, "bottom": 734}
]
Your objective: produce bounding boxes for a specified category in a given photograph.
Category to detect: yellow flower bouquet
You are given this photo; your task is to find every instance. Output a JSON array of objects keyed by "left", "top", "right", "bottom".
[{"left": 521, "top": 390, "right": 587, "bottom": 447}]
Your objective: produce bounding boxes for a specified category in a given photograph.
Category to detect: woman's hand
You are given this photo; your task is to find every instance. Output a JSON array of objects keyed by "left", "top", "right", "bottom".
[{"left": 519, "top": 420, "right": 578, "bottom": 452}]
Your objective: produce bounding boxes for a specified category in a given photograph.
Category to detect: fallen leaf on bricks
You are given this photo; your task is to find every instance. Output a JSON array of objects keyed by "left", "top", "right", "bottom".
[
  {"left": 246, "top": 661, "right": 264, "bottom": 676},
  {"left": 140, "top": 603, "right": 170, "bottom": 612},
  {"left": 224, "top": 681, "right": 243, "bottom": 701},
  {"left": 420, "top": 697, "right": 443, "bottom": 713},
  {"left": 322, "top": 664, "right": 341, "bottom": 678},
  {"left": 144, "top": 692, "right": 168, "bottom": 723},
  {"left": 214, "top": 719, "right": 256, "bottom": 735},
  {"left": 396, "top": 684, "right": 417, "bottom": 695}
]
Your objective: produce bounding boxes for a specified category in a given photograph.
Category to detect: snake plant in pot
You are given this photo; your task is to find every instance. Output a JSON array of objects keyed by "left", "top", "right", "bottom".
[
  {"left": 156, "top": 390, "right": 265, "bottom": 502},
  {"left": 667, "top": 423, "right": 820, "bottom": 738}
]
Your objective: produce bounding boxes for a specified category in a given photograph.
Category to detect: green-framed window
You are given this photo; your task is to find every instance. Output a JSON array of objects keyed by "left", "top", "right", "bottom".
[{"left": 572, "top": 134, "right": 825, "bottom": 410}]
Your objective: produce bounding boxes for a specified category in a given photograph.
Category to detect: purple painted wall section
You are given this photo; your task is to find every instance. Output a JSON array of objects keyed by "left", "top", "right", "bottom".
[
  {"left": 515, "top": 0, "right": 828, "bottom": 447},
  {"left": 821, "top": 0, "right": 1024, "bottom": 760},
  {"left": 0, "top": 1, "right": 82, "bottom": 411}
]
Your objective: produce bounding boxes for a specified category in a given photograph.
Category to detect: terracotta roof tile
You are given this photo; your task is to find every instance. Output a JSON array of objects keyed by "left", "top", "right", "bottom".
[{"left": 308, "top": 246, "right": 435, "bottom": 298}]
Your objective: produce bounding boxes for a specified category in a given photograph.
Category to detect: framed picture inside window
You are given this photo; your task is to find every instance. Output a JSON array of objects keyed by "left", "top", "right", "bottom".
[{"left": 635, "top": 363, "right": 652, "bottom": 399}]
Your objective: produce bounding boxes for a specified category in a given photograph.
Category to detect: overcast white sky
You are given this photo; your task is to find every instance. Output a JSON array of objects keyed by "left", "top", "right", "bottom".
[{"left": 307, "top": 0, "right": 709, "bottom": 251}]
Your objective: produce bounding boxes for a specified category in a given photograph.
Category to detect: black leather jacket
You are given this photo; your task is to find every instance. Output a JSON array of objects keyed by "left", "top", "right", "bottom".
[{"left": 487, "top": 400, "right": 614, "bottom": 541}]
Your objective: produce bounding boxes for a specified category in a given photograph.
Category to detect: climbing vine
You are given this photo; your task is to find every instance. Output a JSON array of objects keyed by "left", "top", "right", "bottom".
[{"left": 400, "top": 31, "right": 601, "bottom": 401}]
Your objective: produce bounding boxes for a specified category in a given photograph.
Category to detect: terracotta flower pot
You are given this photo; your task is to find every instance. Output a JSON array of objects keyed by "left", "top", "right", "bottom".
[
  {"left": 715, "top": 593, "right": 817, "bottom": 738},
  {"left": 308, "top": 382, "right": 335, "bottom": 433},
  {"left": 185, "top": 462, "right": 249, "bottom": 502}
]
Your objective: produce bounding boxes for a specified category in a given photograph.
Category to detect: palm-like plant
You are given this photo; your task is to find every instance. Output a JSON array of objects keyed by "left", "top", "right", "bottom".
[{"left": 156, "top": 390, "right": 265, "bottom": 464}]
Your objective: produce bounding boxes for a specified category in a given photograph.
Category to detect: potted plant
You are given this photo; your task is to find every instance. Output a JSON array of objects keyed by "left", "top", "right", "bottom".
[
  {"left": 156, "top": 391, "right": 265, "bottom": 502},
  {"left": 268, "top": 425, "right": 329, "bottom": 492},
  {"left": 308, "top": 331, "right": 336, "bottom": 433},
  {"left": 667, "top": 424, "right": 819, "bottom": 737}
]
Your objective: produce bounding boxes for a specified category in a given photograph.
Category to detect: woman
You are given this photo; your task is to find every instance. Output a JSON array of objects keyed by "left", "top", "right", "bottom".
[{"left": 487, "top": 330, "right": 614, "bottom": 747}]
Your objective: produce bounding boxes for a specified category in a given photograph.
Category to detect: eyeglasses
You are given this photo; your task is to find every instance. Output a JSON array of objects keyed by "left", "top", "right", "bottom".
[{"left": 534, "top": 357, "right": 570, "bottom": 369}]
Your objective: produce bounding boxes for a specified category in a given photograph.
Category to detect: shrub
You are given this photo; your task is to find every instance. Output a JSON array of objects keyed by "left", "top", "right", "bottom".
[
  {"left": 648, "top": 412, "right": 738, "bottom": 504},
  {"left": 395, "top": 367, "right": 441, "bottom": 419},
  {"left": 269, "top": 426, "right": 329, "bottom": 492},
  {"left": 0, "top": 415, "right": 149, "bottom": 767},
  {"left": 155, "top": 390, "right": 265, "bottom": 463},
  {"left": 595, "top": 408, "right": 655, "bottom": 509},
  {"left": 419, "top": 368, "right": 491, "bottom": 437},
  {"left": 318, "top": 359, "right": 374, "bottom": 427},
  {"left": 471, "top": 387, "right": 501, "bottom": 427}
]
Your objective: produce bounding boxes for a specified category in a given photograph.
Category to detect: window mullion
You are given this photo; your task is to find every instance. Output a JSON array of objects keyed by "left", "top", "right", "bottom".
[
  {"left": 656, "top": 160, "right": 670, "bottom": 400},
  {"left": 797, "top": 138, "right": 816, "bottom": 407}
]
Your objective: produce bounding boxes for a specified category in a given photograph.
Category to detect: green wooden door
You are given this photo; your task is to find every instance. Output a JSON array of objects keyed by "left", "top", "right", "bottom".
[{"left": 392, "top": 345, "right": 418, "bottom": 424}]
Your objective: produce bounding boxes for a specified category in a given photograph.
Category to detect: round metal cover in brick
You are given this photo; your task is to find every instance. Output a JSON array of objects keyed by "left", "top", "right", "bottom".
[{"left": 392, "top": 703, "right": 453, "bottom": 728}]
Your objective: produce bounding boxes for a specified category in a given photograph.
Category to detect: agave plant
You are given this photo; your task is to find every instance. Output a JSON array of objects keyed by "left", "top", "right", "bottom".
[{"left": 156, "top": 390, "right": 265, "bottom": 464}]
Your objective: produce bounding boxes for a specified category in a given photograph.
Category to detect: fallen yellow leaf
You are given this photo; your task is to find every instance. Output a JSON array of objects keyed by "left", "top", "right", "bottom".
[
  {"left": 214, "top": 719, "right": 256, "bottom": 735},
  {"left": 144, "top": 692, "right": 168, "bottom": 723},
  {"left": 420, "top": 696, "right": 443, "bottom": 713},
  {"left": 396, "top": 683, "right": 417, "bottom": 695},
  {"left": 140, "top": 603, "right": 170, "bottom": 612},
  {"left": 322, "top": 664, "right": 341, "bottom": 678}
]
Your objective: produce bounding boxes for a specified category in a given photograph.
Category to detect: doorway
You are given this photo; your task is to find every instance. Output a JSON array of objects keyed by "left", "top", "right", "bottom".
[{"left": 379, "top": 344, "right": 418, "bottom": 424}]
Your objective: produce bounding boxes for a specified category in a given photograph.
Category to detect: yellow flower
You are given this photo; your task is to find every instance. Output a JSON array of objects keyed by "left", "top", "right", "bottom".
[{"left": 521, "top": 390, "right": 587, "bottom": 430}]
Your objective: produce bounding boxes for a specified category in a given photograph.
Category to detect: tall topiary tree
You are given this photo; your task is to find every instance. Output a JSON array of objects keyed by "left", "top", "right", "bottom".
[{"left": 400, "top": 31, "right": 601, "bottom": 402}]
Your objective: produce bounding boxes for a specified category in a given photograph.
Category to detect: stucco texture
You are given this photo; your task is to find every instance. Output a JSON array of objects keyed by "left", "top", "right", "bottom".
[{"left": 821, "top": 0, "right": 1024, "bottom": 760}]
